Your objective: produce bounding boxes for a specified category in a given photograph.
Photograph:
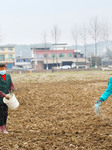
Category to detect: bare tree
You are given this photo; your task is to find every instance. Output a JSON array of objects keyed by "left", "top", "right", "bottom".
[
  {"left": 51, "top": 25, "right": 61, "bottom": 68},
  {"left": 101, "top": 22, "right": 111, "bottom": 66},
  {"left": 42, "top": 31, "right": 48, "bottom": 70},
  {"left": 72, "top": 25, "right": 79, "bottom": 68},
  {"left": 89, "top": 16, "right": 101, "bottom": 68},
  {"left": 80, "top": 24, "right": 88, "bottom": 67}
]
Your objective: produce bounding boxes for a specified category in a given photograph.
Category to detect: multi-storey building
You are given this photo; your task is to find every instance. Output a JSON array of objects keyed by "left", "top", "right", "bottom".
[
  {"left": 31, "top": 45, "right": 90, "bottom": 70},
  {"left": 15, "top": 56, "right": 32, "bottom": 68},
  {"left": 0, "top": 46, "right": 15, "bottom": 69}
]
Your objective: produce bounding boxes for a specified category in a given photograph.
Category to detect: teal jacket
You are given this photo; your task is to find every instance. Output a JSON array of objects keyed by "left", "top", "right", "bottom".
[
  {"left": 100, "top": 76, "right": 112, "bottom": 101},
  {"left": 0, "top": 74, "right": 13, "bottom": 104}
]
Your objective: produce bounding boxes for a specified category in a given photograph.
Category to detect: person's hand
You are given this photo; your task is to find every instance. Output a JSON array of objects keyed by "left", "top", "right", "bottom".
[
  {"left": 9, "top": 90, "right": 14, "bottom": 93},
  {"left": 4, "top": 94, "right": 10, "bottom": 100},
  {"left": 94, "top": 99, "right": 102, "bottom": 115}
]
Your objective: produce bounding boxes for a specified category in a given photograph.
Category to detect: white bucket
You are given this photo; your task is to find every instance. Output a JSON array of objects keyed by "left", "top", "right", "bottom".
[{"left": 3, "top": 93, "right": 19, "bottom": 110}]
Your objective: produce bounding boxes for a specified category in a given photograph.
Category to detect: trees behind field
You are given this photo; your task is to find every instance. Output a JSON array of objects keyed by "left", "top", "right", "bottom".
[
  {"left": 42, "top": 31, "right": 48, "bottom": 70},
  {"left": 71, "top": 25, "right": 80, "bottom": 66},
  {"left": 51, "top": 25, "right": 61, "bottom": 68},
  {"left": 101, "top": 21, "right": 112, "bottom": 66},
  {"left": 80, "top": 24, "right": 88, "bottom": 66},
  {"left": 88, "top": 56, "right": 102, "bottom": 67},
  {"left": 41, "top": 17, "right": 112, "bottom": 67},
  {"left": 72, "top": 16, "right": 112, "bottom": 67},
  {"left": 89, "top": 16, "right": 101, "bottom": 68}
]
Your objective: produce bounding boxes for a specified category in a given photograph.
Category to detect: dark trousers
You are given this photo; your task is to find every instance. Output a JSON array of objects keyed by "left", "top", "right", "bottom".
[{"left": 0, "top": 103, "right": 8, "bottom": 126}]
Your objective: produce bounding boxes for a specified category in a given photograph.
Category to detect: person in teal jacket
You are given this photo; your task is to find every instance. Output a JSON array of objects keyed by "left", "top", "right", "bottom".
[
  {"left": 94, "top": 76, "right": 112, "bottom": 115},
  {"left": 0, "top": 64, "right": 14, "bottom": 134}
]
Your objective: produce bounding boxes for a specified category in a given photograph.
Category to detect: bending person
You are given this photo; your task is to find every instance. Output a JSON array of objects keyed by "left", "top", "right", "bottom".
[{"left": 94, "top": 76, "right": 112, "bottom": 114}]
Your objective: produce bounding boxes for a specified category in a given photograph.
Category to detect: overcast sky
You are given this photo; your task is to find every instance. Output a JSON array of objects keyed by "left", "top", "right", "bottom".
[{"left": 0, "top": 0, "right": 112, "bottom": 45}]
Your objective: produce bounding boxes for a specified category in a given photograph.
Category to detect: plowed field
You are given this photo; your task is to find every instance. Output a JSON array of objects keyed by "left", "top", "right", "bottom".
[{"left": 0, "top": 71, "right": 112, "bottom": 150}]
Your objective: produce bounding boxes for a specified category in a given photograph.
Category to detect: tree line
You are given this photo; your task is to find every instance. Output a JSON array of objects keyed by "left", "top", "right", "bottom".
[{"left": 42, "top": 16, "right": 112, "bottom": 68}]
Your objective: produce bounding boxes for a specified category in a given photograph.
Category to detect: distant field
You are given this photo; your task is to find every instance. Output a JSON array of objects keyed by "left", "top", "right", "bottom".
[
  {"left": 11, "top": 70, "right": 112, "bottom": 83},
  {"left": 0, "top": 70, "right": 112, "bottom": 149}
]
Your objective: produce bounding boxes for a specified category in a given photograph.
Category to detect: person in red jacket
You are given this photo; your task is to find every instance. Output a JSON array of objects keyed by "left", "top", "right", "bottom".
[{"left": 0, "top": 64, "right": 14, "bottom": 134}]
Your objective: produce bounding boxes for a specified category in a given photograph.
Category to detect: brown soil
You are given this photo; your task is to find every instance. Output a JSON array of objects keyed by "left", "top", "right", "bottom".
[{"left": 0, "top": 71, "right": 112, "bottom": 150}]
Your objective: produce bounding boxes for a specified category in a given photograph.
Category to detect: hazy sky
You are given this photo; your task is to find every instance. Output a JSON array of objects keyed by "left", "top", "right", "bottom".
[{"left": 0, "top": 0, "right": 112, "bottom": 45}]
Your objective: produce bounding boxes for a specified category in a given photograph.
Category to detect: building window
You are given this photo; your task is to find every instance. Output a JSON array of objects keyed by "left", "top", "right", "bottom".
[
  {"left": 26, "top": 58, "right": 28, "bottom": 62},
  {"left": 22, "top": 59, "right": 25, "bottom": 62},
  {"left": 8, "top": 54, "right": 13, "bottom": 59},
  {"left": 67, "top": 53, "right": 72, "bottom": 57},
  {"left": 44, "top": 54, "right": 48, "bottom": 58},
  {"left": 8, "top": 48, "right": 13, "bottom": 51},
  {"left": 26, "top": 58, "right": 31, "bottom": 62},
  {"left": 0, "top": 48, "right": 4, "bottom": 51},
  {"left": 59, "top": 54, "right": 65, "bottom": 58},
  {"left": 35, "top": 54, "right": 41, "bottom": 59},
  {"left": 16, "top": 59, "right": 19, "bottom": 62},
  {"left": 51, "top": 54, "right": 56, "bottom": 58},
  {"left": 74, "top": 53, "right": 77, "bottom": 58},
  {"left": 74, "top": 52, "right": 81, "bottom": 58},
  {"left": 0, "top": 55, "right": 5, "bottom": 61}
]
